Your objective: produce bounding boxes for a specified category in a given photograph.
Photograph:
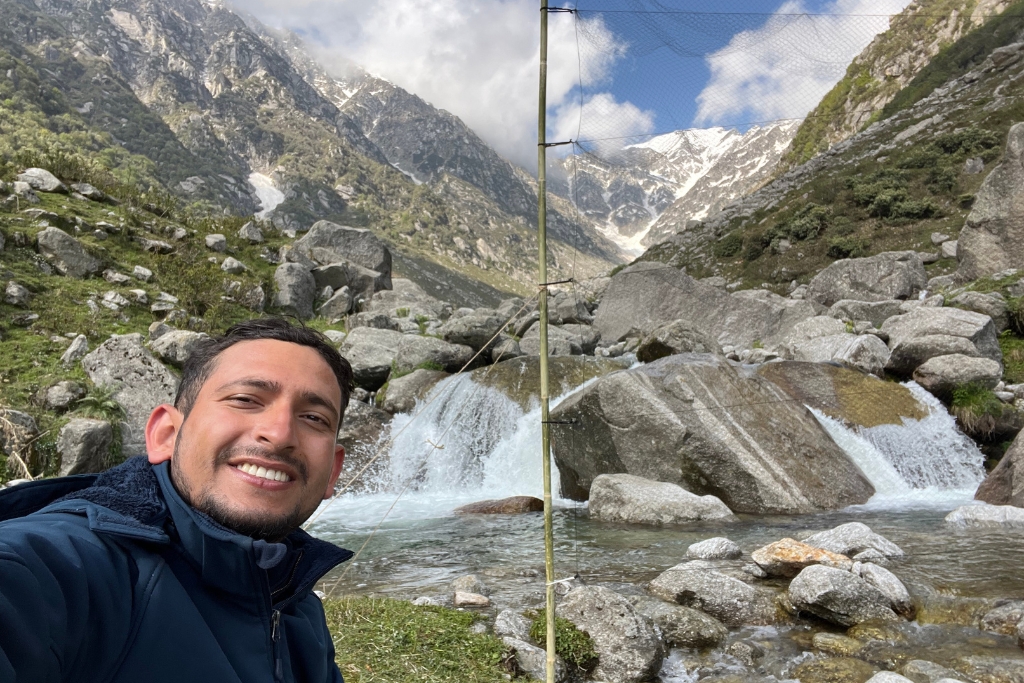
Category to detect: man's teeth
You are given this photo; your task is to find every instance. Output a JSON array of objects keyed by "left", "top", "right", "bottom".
[{"left": 235, "top": 463, "right": 291, "bottom": 482}]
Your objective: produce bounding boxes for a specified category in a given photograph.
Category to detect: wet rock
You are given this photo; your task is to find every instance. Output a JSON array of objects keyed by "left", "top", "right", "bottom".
[
  {"left": 5, "top": 281, "right": 30, "bottom": 307},
  {"left": 393, "top": 335, "right": 474, "bottom": 375},
  {"left": 60, "top": 334, "right": 89, "bottom": 367},
  {"left": 81, "top": 334, "right": 179, "bottom": 455},
  {"left": 865, "top": 673, "right": 914, "bottom": 683},
  {"left": 472, "top": 355, "right": 629, "bottom": 410},
  {"left": 453, "top": 591, "right": 490, "bottom": 607},
  {"left": 952, "top": 292, "right": 1009, "bottom": 332},
  {"left": 751, "top": 538, "right": 852, "bottom": 577},
  {"left": 793, "top": 656, "right": 877, "bottom": 683},
  {"left": 380, "top": 369, "right": 448, "bottom": 414},
  {"left": 913, "top": 354, "right": 1003, "bottom": 399},
  {"left": 648, "top": 560, "right": 781, "bottom": 626},
  {"left": 502, "top": 637, "right": 567, "bottom": 682},
  {"left": 43, "top": 380, "right": 85, "bottom": 411},
  {"left": 631, "top": 597, "right": 728, "bottom": 648},
  {"left": 901, "top": 660, "right": 963, "bottom": 683},
  {"left": 853, "top": 562, "right": 914, "bottom": 618},
  {"left": 494, "top": 609, "right": 532, "bottom": 640},
  {"left": 557, "top": 586, "right": 663, "bottom": 683},
  {"left": 57, "top": 418, "right": 112, "bottom": 476},
  {"left": 788, "top": 565, "right": 901, "bottom": 626},
  {"left": 975, "top": 430, "right": 1024, "bottom": 507},
  {"left": 957, "top": 123, "right": 1024, "bottom": 281},
  {"left": 552, "top": 354, "right": 874, "bottom": 513},
  {"left": 454, "top": 496, "right": 544, "bottom": 514},
  {"left": 588, "top": 473, "right": 735, "bottom": 525},
  {"left": 36, "top": 227, "right": 100, "bottom": 278},
  {"left": 149, "top": 330, "right": 208, "bottom": 368},
  {"left": 813, "top": 633, "right": 865, "bottom": 656},
  {"left": 686, "top": 537, "right": 742, "bottom": 560},
  {"left": 947, "top": 504, "right": 1024, "bottom": 528},
  {"left": 17, "top": 168, "right": 67, "bottom": 193},
  {"left": 980, "top": 601, "right": 1024, "bottom": 636},
  {"left": 336, "top": 398, "right": 391, "bottom": 492},
  {"left": 237, "top": 221, "right": 263, "bottom": 243},
  {"left": 273, "top": 262, "right": 316, "bottom": 320},
  {"left": 205, "top": 234, "right": 226, "bottom": 252},
  {"left": 802, "top": 522, "right": 905, "bottom": 558},
  {"left": 451, "top": 574, "right": 489, "bottom": 596},
  {"left": 726, "top": 640, "right": 764, "bottom": 666},
  {"left": 954, "top": 655, "right": 1024, "bottom": 683},
  {"left": 636, "top": 320, "right": 722, "bottom": 362},
  {"left": 882, "top": 307, "right": 1001, "bottom": 375},
  {"left": 806, "top": 251, "right": 927, "bottom": 307},
  {"left": 410, "top": 596, "right": 440, "bottom": 607}
]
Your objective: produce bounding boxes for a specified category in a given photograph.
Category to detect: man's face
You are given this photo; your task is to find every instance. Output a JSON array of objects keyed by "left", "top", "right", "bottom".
[{"left": 148, "top": 339, "right": 345, "bottom": 540}]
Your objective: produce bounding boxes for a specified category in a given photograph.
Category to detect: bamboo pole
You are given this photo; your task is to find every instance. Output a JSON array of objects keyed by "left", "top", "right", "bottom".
[{"left": 537, "top": 2, "right": 557, "bottom": 682}]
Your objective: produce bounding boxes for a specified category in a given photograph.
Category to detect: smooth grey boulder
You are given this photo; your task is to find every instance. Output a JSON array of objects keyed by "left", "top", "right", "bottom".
[
  {"left": 5, "top": 281, "right": 30, "bottom": 307},
  {"left": 316, "top": 286, "right": 350, "bottom": 320},
  {"left": 945, "top": 504, "right": 1024, "bottom": 528},
  {"left": 36, "top": 227, "right": 100, "bottom": 278},
  {"left": 491, "top": 337, "right": 522, "bottom": 363},
  {"left": 686, "top": 537, "right": 742, "bottom": 560},
  {"left": 339, "top": 327, "right": 405, "bottom": 390},
  {"left": 551, "top": 354, "right": 874, "bottom": 514},
  {"left": 149, "top": 330, "right": 208, "bottom": 368},
  {"left": 957, "top": 123, "right": 1024, "bottom": 281},
  {"left": 312, "top": 260, "right": 388, "bottom": 306},
  {"left": 559, "top": 324, "right": 600, "bottom": 355},
  {"left": 294, "top": 221, "right": 392, "bottom": 288},
  {"left": 980, "top": 600, "right": 1024, "bottom": 636},
  {"left": 273, "top": 262, "right": 316, "bottom": 320},
  {"left": 348, "top": 312, "right": 401, "bottom": 332},
  {"left": 439, "top": 311, "right": 504, "bottom": 351},
  {"left": 502, "top": 637, "right": 567, "bottom": 682},
  {"left": 205, "top": 234, "right": 227, "bottom": 252},
  {"left": 829, "top": 299, "right": 906, "bottom": 328},
  {"left": 593, "top": 262, "right": 817, "bottom": 350},
  {"left": 60, "top": 334, "right": 89, "bottom": 367},
  {"left": 550, "top": 290, "right": 592, "bottom": 325},
  {"left": 556, "top": 586, "right": 663, "bottom": 683},
  {"left": 366, "top": 278, "right": 451, "bottom": 320},
  {"left": 975, "top": 429, "right": 1024, "bottom": 507},
  {"left": 951, "top": 291, "right": 1009, "bottom": 332},
  {"left": 805, "top": 251, "right": 927, "bottom": 307},
  {"left": 57, "top": 418, "right": 113, "bottom": 476},
  {"left": 81, "top": 334, "right": 178, "bottom": 455},
  {"left": 913, "top": 354, "right": 1003, "bottom": 399},
  {"left": 589, "top": 473, "right": 734, "bottom": 525},
  {"left": 493, "top": 609, "right": 532, "bottom": 641},
  {"left": 17, "top": 168, "right": 67, "bottom": 193},
  {"left": 631, "top": 597, "right": 728, "bottom": 648},
  {"left": 887, "top": 335, "right": 987, "bottom": 376},
  {"left": 43, "top": 380, "right": 85, "bottom": 411},
  {"left": 70, "top": 182, "right": 107, "bottom": 201},
  {"left": 237, "top": 221, "right": 264, "bottom": 243},
  {"left": 802, "top": 522, "right": 904, "bottom": 558},
  {"left": 648, "top": 560, "right": 781, "bottom": 626},
  {"left": 451, "top": 574, "right": 489, "bottom": 596},
  {"left": 787, "top": 331, "right": 891, "bottom": 376},
  {"left": 636, "top": 320, "right": 722, "bottom": 362},
  {"left": 788, "top": 564, "right": 900, "bottom": 626},
  {"left": 882, "top": 307, "right": 1001, "bottom": 374},
  {"left": 520, "top": 323, "right": 583, "bottom": 356},
  {"left": 393, "top": 336, "right": 474, "bottom": 375},
  {"left": 853, "top": 561, "right": 914, "bottom": 618}
]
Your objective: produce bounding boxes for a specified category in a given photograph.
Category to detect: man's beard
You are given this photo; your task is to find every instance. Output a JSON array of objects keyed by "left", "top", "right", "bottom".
[{"left": 171, "top": 433, "right": 313, "bottom": 542}]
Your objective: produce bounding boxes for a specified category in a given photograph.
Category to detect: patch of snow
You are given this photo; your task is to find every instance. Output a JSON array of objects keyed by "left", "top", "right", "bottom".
[{"left": 248, "top": 172, "right": 285, "bottom": 219}]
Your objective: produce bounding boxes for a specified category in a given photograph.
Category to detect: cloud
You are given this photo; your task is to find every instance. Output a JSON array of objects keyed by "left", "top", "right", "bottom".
[
  {"left": 551, "top": 93, "right": 655, "bottom": 155},
  {"left": 694, "top": 0, "right": 912, "bottom": 127},
  {"left": 226, "top": 0, "right": 636, "bottom": 170}
]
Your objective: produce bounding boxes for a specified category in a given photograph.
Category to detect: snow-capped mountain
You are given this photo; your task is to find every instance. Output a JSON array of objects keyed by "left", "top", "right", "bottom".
[{"left": 561, "top": 121, "right": 800, "bottom": 255}]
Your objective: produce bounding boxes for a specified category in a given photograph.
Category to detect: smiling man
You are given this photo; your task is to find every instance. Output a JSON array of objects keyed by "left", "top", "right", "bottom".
[{"left": 0, "top": 318, "right": 354, "bottom": 683}]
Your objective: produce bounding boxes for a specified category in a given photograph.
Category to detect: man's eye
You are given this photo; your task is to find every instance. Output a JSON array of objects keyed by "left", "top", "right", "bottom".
[{"left": 304, "top": 413, "right": 330, "bottom": 427}]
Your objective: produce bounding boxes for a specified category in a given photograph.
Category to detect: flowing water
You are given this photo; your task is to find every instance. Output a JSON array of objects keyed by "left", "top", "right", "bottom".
[{"left": 311, "top": 373, "right": 1024, "bottom": 680}]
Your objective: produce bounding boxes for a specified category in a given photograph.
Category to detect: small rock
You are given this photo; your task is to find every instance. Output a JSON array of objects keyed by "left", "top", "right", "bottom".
[
  {"left": 853, "top": 561, "right": 914, "bottom": 618},
  {"left": 411, "top": 597, "right": 441, "bottom": 607},
  {"left": 964, "top": 157, "right": 985, "bottom": 174},
  {"left": 931, "top": 233, "right": 951, "bottom": 245},
  {"left": 494, "top": 609, "right": 532, "bottom": 641},
  {"left": 648, "top": 560, "right": 780, "bottom": 626},
  {"left": 980, "top": 600, "right": 1024, "bottom": 636},
  {"left": 238, "top": 221, "right": 264, "bottom": 243},
  {"left": 133, "top": 265, "right": 153, "bottom": 282},
  {"left": 205, "top": 234, "right": 227, "bottom": 252},
  {"left": 140, "top": 238, "right": 174, "bottom": 254},
  {"left": 43, "top": 380, "right": 85, "bottom": 411},
  {"left": 5, "top": 281, "right": 30, "bottom": 307},
  {"left": 103, "top": 269, "right": 131, "bottom": 284},
  {"left": 502, "top": 637, "right": 567, "bottom": 682},
  {"left": 631, "top": 597, "right": 728, "bottom": 648},
  {"left": 788, "top": 564, "right": 900, "bottom": 627},
  {"left": 751, "top": 537, "right": 852, "bottom": 577},
  {"left": 128, "top": 289, "right": 148, "bottom": 305},
  {"left": 686, "top": 537, "right": 742, "bottom": 560},
  {"left": 940, "top": 240, "right": 958, "bottom": 260},
  {"left": 57, "top": 418, "right": 113, "bottom": 476},
  {"left": 902, "top": 660, "right": 962, "bottom": 683},
  {"left": 802, "top": 522, "right": 904, "bottom": 558},
  {"left": 452, "top": 591, "right": 490, "bottom": 607},
  {"left": 727, "top": 640, "right": 764, "bottom": 667},
  {"left": 101, "top": 291, "right": 130, "bottom": 310},
  {"left": 451, "top": 574, "right": 489, "bottom": 596},
  {"left": 149, "top": 330, "right": 209, "bottom": 368},
  {"left": 865, "top": 673, "right": 915, "bottom": 683},
  {"left": 60, "top": 334, "right": 89, "bottom": 367},
  {"left": 148, "top": 322, "right": 172, "bottom": 340},
  {"left": 813, "top": 632, "right": 864, "bottom": 656},
  {"left": 221, "top": 256, "right": 246, "bottom": 274},
  {"left": 17, "top": 168, "right": 67, "bottom": 193}
]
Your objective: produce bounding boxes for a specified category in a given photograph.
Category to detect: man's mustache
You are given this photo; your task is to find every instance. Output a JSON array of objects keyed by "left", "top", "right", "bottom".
[{"left": 217, "top": 445, "right": 308, "bottom": 483}]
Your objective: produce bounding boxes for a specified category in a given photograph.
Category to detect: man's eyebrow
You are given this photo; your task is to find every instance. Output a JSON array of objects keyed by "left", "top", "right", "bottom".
[{"left": 216, "top": 378, "right": 282, "bottom": 394}]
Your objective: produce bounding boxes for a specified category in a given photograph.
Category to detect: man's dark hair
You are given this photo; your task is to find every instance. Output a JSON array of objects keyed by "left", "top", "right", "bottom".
[{"left": 174, "top": 317, "right": 353, "bottom": 426}]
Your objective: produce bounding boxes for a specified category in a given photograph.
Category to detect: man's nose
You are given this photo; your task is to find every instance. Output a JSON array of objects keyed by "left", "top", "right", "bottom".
[{"left": 253, "top": 401, "right": 298, "bottom": 450}]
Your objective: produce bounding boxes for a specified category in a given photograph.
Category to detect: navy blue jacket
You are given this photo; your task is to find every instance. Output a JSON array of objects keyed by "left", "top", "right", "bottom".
[{"left": 0, "top": 457, "right": 352, "bottom": 683}]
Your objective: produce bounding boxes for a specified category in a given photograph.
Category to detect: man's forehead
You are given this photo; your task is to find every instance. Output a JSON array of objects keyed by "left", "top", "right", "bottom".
[{"left": 206, "top": 339, "right": 341, "bottom": 398}]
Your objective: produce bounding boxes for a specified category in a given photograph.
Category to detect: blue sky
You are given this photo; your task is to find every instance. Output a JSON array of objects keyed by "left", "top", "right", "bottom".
[{"left": 229, "top": 0, "right": 910, "bottom": 168}]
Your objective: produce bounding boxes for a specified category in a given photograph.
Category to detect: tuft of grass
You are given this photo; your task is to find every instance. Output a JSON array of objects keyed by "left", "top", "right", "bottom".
[
  {"left": 951, "top": 382, "right": 1009, "bottom": 440},
  {"left": 1000, "top": 331, "right": 1024, "bottom": 384},
  {"left": 395, "top": 307, "right": 410, "bottom": 318},
  {"left": 528, "top": 610, "right": 598, "bottom": 676},
  {"left": 324, "top": 596, "right": 509, "bottom": 683}
]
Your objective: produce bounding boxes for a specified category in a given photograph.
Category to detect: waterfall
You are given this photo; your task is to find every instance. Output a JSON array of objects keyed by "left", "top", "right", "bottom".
[{"left": 810, "top": 381, "right": 986, "bottom": 508}]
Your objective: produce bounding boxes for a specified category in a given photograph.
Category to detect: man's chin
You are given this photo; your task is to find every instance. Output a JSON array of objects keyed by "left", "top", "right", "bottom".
[{"left": 202, "top": 500, "right": 306, "bottom": 541}]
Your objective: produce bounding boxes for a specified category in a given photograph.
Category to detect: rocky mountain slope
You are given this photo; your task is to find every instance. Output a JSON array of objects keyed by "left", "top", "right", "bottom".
[
  {"left": 558, "top": 121, "right": 799, "bottom": 255},
  {"left": 781, "top": 0, "right": 1014, "bottom": 169}
]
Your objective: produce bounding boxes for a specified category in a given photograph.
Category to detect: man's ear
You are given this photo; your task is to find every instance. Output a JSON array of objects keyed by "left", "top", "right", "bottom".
[
  {"left": 146, "top": 404, "right": 183, "bottom": 464},
  {"left": 324, "top": 445, "right": 345, "bottom": 499}
]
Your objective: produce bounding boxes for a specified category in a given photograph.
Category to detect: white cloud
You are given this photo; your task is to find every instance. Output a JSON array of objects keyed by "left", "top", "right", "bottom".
[
  {"left": 227, "top": 0, "right": 636, "bottom": 170},
  {"left": 552, "top": 92, "right": 655, "bottom": 155},
  {"left": 694, "top": 0, "right": 912, "bottom": 127}
]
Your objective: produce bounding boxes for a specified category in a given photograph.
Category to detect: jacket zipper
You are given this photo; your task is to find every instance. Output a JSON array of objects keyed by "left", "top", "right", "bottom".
[{"left": 271, "top": 609, "right": 283, "bottom": 681}]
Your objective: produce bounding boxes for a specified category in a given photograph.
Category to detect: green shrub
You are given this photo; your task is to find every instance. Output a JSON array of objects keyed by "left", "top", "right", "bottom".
[
  {"left": 889, "top": 198, "right": 939, "bottom": 220},
  {"left": 1000, "top": 330, "right": 1024, "bottom": 384},
  {"left": 927, "top": 166, "right": 959, "bottom": 193},
  {"left": 528, "top": 610, "right": 598, "bottom": 676},
  {"left": 713, "top": 232, "right": 743, "bottom": 258},
  {"left": 395, "top": 307, "right": 410, "bottom": 318},
  {"left": 933, "top": 127, "right": 1001, "bottom": 157},
  {"left": 743, "top": 240, "right": 765, "bottom": 262},
  {"left": 826, "top": 237, "right": 869, "bottom": 259},
  {"left": 1008, "top": 297, "right": 1024, "bottom": 336},
  {"left": 951, "top": 382, "right": 1008, "bottom": 439}
]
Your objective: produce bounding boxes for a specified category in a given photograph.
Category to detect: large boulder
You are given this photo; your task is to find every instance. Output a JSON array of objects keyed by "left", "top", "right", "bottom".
[
  {"left": 881, "top": 307, "right": 1002, "bottom": 376},
  {"left": 829, "top": 300, "right": 906, "bottom": 328},
  {"left": 788, "top": 564, "right": 901, "bottom": 626},
  {"left": 686, "top": 537, "right": 742, "bottom": 560},
  {"left": 273, "top": 263, "right": 316, "bottom": 320},
  {"left": 945, "top": 504, "right": 1024, "bottom": 529},
  {"left": 36, "top": 227, "right": 100, "bottom": 278},
  {"left": 593, "top": 262, "right": 817, "bottom": 349},
  {"left": 802, "top": 522, "right": 905, "bottom": 558},
  {"left": 630, "top": 597, "right": 728, "bottom": 648},
  {"left": 149, "top": 330, "right": 208, "bottom": 368},
  {"left": 787, "top": 332, "right": 891, "bottom": 377},
  {"left": 805, "top": 251, "right": 927, "bottom": 307},
  {"left": 975, "top": 430, "right": 1024, "bottom": 507},
  {"left": 17, "top": 168, "right": 67, "bottom": 193},
  {"left": 339, "top": 327, "right": 405, "bottom": 390},
  {"left": 380, "top": 369, "right": 449, "bottom": 414},
  {"left": 588, "top": 473, "right": 735, "bottom": 525},
  {"left": 912, "top": 354, "right": 1003, "bottom": 399},
  {"left": 556, "top": 586, "right": 663, "bottom": 683},
  {"left": 853, "top": 561, "right": 914, "bottom": 618},
  {"left": 294, "top": 221, "right": 392, "bottom": 288},
  {"left": 551, "top": 354, "right": 875, "bottom": 514},
  {"left": 957, "top": 122, "right": 1024, "bottom": 281},
  {"left": 57, "top": 418, "right": 113, "bottom": 476},
  {"left": 366, "top": 278, "right": 451, "bottom": 320},
  {"left": 313, "top": 261, "right": 388, "bottom": 307},
  {"left": 636, "top": 320, "right": 722, "bottom": 362},
  {"left": 519, "top": 323, "right": 585, "bottom": 356},
  {"left": 392, "top": 335, "right": 474, "bottom": 375},
  {"left": 439, "top": 310, "right": 505, "bottom": 351},
  {"left": 81, "top": 334, "right": 180, "bottom": 455},
  {"left": 952, "top": 291, "right": 1009, "bottom": 332},
  {"left": 648, "top": 560, "right": 781, "bottom": 626}
]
